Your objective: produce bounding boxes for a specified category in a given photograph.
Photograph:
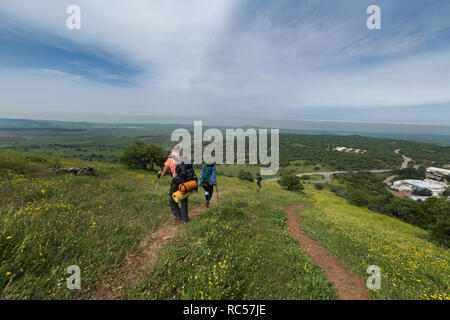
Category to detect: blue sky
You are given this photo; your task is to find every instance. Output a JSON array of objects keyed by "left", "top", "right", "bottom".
[{"left": 1, "top": 0, "right": 450, "bottom": 125}]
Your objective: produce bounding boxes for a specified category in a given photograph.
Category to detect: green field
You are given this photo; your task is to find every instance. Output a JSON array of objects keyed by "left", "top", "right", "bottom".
[{"left": 1, "top": 150, "right": 448, "bottom": 300}]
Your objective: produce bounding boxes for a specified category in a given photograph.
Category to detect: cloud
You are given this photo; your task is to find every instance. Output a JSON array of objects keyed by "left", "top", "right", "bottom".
[
  {"left": 41, "top": 68, "right": 84, "bottom": 80},
  {"left": 0, "top": 0, "right": 450, "bottom": 123}
]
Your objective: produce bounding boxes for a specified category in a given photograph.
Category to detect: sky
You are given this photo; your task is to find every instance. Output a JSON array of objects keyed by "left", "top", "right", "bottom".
[{"left": 1, "top": 0, "right": 450, "bottom": 126}]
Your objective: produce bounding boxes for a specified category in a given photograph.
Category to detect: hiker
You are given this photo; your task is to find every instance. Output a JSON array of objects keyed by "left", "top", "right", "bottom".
[
  {"left": 199, "top": 163, "right": 217, "bottom": 207},
  {"left": 158, "top": 146, "right": 195, "bottom": 224},
  {"left": 257, "top": 176, "right": 262, "bottom": 191}
]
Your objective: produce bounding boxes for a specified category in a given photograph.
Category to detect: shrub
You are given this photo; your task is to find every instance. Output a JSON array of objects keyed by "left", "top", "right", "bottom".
[
  {"left": 119, "top": 139, "right": 167, "bottom": 170},
  {"left": 430, "top": 209, "right": 450, "bottom": 247},
  {"left": 314, "top": 184, "right": 324, "bottom": 190},
  {"left": 443, "top": 188, "right": 450, "bottom": 197},
  {"left": 237, "top": 170, "right": 253, "bottom": 182},
  {"left": 278, "top": 174, "right": 304, "bottom": 192}
]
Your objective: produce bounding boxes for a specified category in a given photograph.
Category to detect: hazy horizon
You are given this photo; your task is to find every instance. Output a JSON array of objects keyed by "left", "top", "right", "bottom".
[{"left": 2, "top": 116, "right": 450, "bottom": 138}]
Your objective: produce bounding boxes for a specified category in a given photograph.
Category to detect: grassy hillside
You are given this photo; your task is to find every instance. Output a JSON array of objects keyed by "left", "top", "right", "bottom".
[
  {"left": 0, "top": 150, "right": 448, "bottom": 300},
  {"left": 298, "top": 186, "right": 449, "bottom": 300}
]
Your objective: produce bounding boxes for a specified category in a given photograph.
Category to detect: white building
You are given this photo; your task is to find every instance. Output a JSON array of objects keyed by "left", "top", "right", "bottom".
[
  {"left": 391, "top": 179, "right": 447, "bottom": 197},
  {"left": 332, "top": 146, "right": 366, "bottom": 154},
  {"left": 426, "top": 167, "right": 450, "bottom": 177}
]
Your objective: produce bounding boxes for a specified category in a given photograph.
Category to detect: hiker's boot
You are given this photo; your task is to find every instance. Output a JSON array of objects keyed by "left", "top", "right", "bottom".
[{"left": 206, "top": 200, "right": 210, "bottom": 208}]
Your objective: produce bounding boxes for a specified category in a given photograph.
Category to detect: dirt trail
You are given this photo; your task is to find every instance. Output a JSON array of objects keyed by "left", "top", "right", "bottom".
[
  {"left": 92, "top": 201, "right": 210, "bottom": 299},
  {"left": 285, "top": 203, "right": 370, "bottom": 300}
]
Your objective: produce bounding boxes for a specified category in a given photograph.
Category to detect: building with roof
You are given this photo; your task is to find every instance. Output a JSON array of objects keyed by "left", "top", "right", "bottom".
[
  {"left": 332, "top": 146, "right": 367, "bottom": 154},
  {"left": 391, "top": 179, "right": 447, "bottom": 197},
  {"left": 426, "top": 167, "right": 450, "bottom": 176}
]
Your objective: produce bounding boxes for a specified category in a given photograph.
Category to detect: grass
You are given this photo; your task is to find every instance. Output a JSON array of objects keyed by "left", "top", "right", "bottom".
[
  {"left": 0, "top": 151, "right": 200, "bottom": 299},
  {"left": 0, "top": 151, "right": 335, "bottom": 299},
  {"left": 135, "top": 181, "right": 336, "bottom": 300},
  {"left": 297, "top": 185, "right": 450, "bottom": 300},
  {"left": 1, "top": 150, "right": 449, "bottom": 300}
]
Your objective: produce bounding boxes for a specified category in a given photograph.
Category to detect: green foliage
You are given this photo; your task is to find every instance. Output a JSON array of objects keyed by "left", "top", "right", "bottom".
[
  {"left": 278, "top": 174, "right": 304, "bottom": 192},
  {"left": 299, "top": 188, "right": 450, "bottom": 300},
  {"left": 314, "top": 184, "right": 324, "bottom": 190},
  {"left": 119, "top": 139, "right": 167, "bottom": 170},
  {"left": 394, "top": 167, "right": 426, "bottom": 180},
  {"left": 279, "top": 134, "right": 450, "bottom": 171},
  {"left": 443, "top": 187, "right": 450, "bottom": 197},
  {"left": 430, "top": 209, "right": 450, "bottom": 247},
  {"left": 334, "top": 172, "right": 450, "bottom": 246},
  {"left": 271, "top": 208, "right": 287, "bottom": 229},
  {"left": 237, "top": 170, "right": 253, "bottom": 182}
]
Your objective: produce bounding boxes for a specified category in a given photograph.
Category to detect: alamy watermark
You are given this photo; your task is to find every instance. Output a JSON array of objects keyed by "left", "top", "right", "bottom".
[
  {"left": 66, "top": 5, "right": 81, "bottom": 30},
  {"left": 67, "top": 265, "right": 81, "bottom": 290},
  {"left": 66, "top": 4, "right": 381, "bottom": 31},
  {"left": 171, "top": 121, "right": 279, "bottom": 176},
  {"left": 366, "top": 265, "right": 381, "bottom": 290},
  {"left": 367, "top": 5, "right": 382, "bottom": 30}
]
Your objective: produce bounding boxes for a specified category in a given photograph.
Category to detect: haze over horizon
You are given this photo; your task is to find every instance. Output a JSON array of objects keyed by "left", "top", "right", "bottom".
[{"left": 1, "top": 1, "right": 450, "bottom": 125}]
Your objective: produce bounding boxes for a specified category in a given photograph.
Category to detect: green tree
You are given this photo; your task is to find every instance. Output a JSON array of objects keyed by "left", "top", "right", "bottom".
[
  {"left": 120, "top": 139, "right": 167, "bottom": 170},
  {"left": 278, "top": 174, "right": 304, "bottom": 192},
  {"left": 237, "top": 170, "right": 254, "bottom": 182}
]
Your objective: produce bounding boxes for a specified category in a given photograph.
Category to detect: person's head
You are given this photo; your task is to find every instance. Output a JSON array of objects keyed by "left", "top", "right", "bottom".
[{"left": 170, "top": 145, "right": 183, "bottom": 158}]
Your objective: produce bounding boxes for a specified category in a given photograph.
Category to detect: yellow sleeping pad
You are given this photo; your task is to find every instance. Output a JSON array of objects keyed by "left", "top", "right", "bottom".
[
  {"left": 172, "top": 190, "right": 194, "bottom": 203},
  {"left": 179, "top": 180, "right": 198, "bottom": 193}
]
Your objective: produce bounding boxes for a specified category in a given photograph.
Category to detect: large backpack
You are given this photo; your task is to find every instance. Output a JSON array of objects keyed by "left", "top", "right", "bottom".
[{"left": 171, "top": 156, "right": 197, "bottom": 189}]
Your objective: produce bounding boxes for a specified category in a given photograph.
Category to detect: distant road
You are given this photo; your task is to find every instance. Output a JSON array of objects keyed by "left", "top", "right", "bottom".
[
  {"left": 267, "top": 169, "right": 391, "bottom": 184},
  {"left": 395, "top": 149, "right": 412, "bottom": 169}
]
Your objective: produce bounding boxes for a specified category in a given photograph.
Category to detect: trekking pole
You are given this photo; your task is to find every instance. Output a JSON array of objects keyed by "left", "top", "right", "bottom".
[
  {"left": 215, "top": 185, "right": 219, "bottom": 203},
  {"left": 148, "top": 175, "right": 161, "bottom": 216}
]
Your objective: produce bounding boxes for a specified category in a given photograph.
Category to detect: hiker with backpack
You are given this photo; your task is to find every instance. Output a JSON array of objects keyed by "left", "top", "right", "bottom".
[
  {"left": 199, "top": 163, "right": 217, "bottom": 208},
  {"left": 158, "top": 146, "right": 197, "bottom": 224}
]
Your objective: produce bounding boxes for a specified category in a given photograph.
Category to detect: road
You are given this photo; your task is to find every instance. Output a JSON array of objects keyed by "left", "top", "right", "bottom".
[
  {"left": 395, "top": 149, "right": 412, "bottom": 169},
  {"left": 267, "top": 169, "right": 391, "bottom": 184}
]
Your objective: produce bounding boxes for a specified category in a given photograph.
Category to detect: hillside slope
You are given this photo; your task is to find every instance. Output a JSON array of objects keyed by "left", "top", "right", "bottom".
[{"left": 0, "top": 151, "right": 448, "bottom": 300}]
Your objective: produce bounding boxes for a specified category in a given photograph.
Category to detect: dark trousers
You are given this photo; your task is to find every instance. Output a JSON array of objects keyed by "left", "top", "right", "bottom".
[
  {"left": 169, "top": 184, "right": 189, "bottom": 222},
  {"left": 202, "top": 184, "right": 214, "bottom": 202}
]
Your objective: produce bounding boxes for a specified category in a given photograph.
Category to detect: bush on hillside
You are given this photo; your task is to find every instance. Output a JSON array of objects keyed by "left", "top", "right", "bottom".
[
  {"left": 278, "top": 174, "right": 304, "bottom": 192},
  {"left": 237, "top": 170, "right": 254, "bottom": 182},
  {"left": 119, "top": 139, "right": 167, "bottom": 170},
  {"left": 430, "top": 209, "right": 450, "bottom": 247},
  {"left": 314, "top": 184, "right": 324, "bottom": 190},
  {"left": 443, "top": 188, "right": 450, "bottom": 197}
]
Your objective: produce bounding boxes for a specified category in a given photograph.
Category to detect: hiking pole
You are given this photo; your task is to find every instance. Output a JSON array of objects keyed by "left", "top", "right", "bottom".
[{"left": 148, "top": 175, "right": 161, "bottom": 216}]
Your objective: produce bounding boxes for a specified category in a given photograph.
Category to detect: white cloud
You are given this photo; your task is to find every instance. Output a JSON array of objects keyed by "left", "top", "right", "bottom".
[{"left": 1, "top": 0, "right": 450, "bottom": 123}]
